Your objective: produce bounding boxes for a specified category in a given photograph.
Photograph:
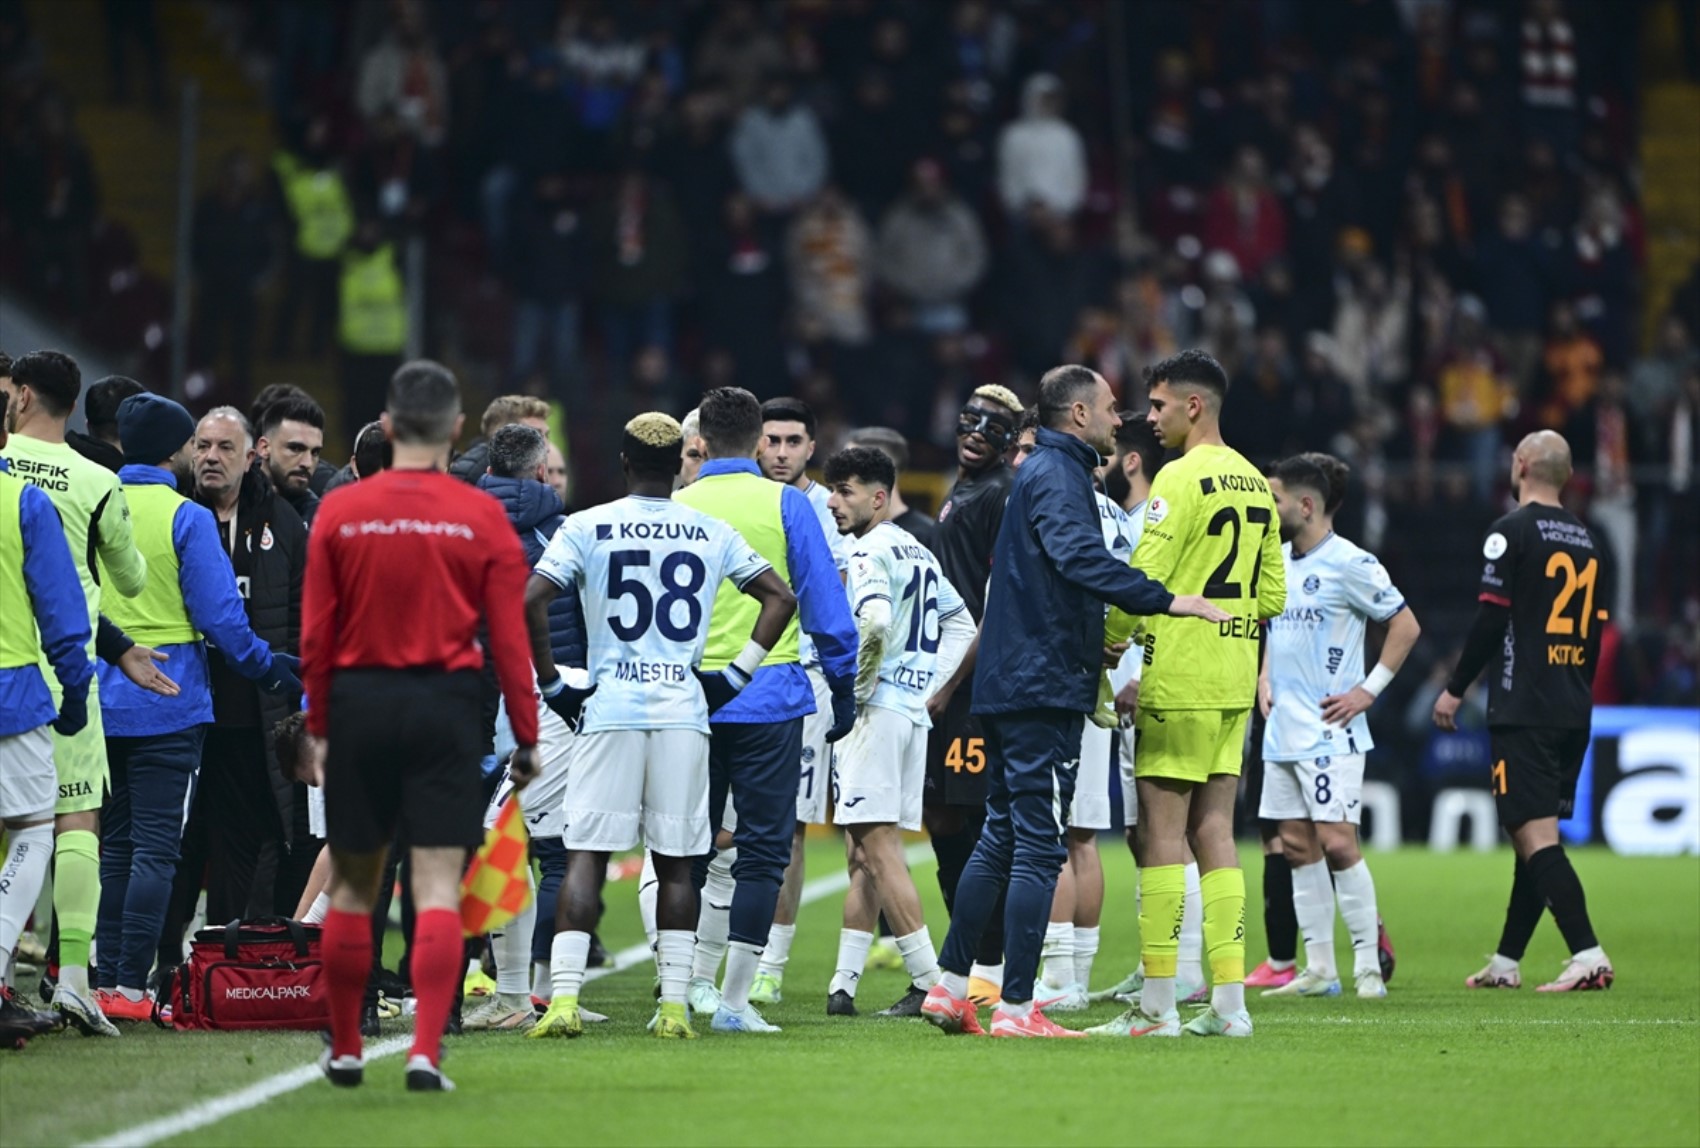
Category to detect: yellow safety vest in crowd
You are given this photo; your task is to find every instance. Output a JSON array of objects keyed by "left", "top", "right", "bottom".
[
  {"left": 100, "top": 484, "right": 200, "bottom": 647},
  {"left": 273, "top": 151, "right": 354, "bottom": 260},
  {"left": 339, "top": 243, "right": 408, "bottom": 355}
]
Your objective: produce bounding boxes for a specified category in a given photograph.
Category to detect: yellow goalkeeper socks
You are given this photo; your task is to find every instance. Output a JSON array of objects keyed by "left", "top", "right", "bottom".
[
  {"left": 1200, "top": 866, "right": 1247, "bottom": 986},
  {"left": 55, "top": 830, "right": 100, "bottom": 976},
  {"left": 1137, "top": 865, "right": 1187, "bottom": 978}
]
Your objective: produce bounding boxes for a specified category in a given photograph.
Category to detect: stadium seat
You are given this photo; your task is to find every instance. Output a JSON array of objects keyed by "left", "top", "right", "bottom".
[{"left": 1428, "top": 789, "right": 1500, "bottom": 852}]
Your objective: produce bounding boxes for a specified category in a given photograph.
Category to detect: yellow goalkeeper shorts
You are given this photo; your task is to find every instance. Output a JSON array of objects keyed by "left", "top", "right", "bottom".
[{"left": 1133, "top": 707, "right": 1249, "bottom": 784}]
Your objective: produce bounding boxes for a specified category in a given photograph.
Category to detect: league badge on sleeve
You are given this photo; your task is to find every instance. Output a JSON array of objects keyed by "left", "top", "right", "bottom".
[{"left": 1146, "top": 496, "right": 1168, "bottom": 526}]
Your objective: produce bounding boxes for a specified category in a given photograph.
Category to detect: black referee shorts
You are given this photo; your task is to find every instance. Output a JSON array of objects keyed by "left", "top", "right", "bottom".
[
  {"left": 1489, "top": 724, "right": 1591, "bottom": 828},
  {"left": 325, "top": 668, "right": 485, "bottom": 854}
]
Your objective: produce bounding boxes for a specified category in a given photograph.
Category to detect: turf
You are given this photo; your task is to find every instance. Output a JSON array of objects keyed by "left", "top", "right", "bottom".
[{"left": 2, "top": 843, "right": 1696, "bottom": 1148}]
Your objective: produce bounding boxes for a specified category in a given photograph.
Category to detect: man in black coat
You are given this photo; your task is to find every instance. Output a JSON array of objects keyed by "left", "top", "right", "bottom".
[{"left": 159, "top": 407, "right": 307, "bottom": 959}]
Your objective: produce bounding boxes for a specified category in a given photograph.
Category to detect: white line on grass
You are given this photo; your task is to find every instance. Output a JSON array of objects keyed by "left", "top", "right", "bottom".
[
  {"left": 1294, "top": 1015, "right": 1696, "bottom": 1027},
  {"left": 83, "top": 843, "right": 934, "bottom": 1148}
]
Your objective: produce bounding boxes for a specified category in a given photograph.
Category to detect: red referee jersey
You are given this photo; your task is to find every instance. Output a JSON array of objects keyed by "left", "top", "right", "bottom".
[{"left": 301, "top": 468, "right": 540, "bottom": 746}]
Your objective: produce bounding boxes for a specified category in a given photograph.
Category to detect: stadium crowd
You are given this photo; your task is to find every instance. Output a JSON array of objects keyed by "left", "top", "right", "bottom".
[{"left": 0, "top": 1, "right": 1695, "bottom": 823}]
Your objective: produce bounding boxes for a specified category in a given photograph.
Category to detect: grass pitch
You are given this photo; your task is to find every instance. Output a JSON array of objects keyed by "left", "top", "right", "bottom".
[{"left": 2, "top": 844, "right": 1696, "bottom": 1148}]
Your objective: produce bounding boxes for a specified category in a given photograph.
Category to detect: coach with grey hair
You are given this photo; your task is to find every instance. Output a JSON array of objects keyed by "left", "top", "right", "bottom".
[{"left": 158, "top": 406, "right": 308, "bottom": 953}]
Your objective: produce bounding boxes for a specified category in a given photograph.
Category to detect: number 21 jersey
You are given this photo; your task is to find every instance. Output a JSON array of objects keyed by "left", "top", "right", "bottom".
[
  {"left": 1475, "top": 503, "right": 1601, "bottom": 729},
  {"left": 534, "top": 495, "right": 771, "bottom": 734}
]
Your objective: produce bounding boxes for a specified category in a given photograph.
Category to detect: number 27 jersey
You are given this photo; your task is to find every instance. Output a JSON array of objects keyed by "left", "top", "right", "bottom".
[{"left": 534, "top": 495, "right": 771, "bottom": 734}]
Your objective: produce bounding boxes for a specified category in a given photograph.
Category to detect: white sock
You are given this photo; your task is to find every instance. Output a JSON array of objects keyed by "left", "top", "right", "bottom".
[
  {"left": 532, "top": 961, "right": 551, "bottom": 1000},
  {"left": 758, "top": 923, "right": 796, "bottom": 978},
  {"left": 637, "top": 851, "right": 659, "bottom": 947},
  {"left": 940, "top": 969, "right": 969, "bottom": 998},
  {"left": 117, "top": 985, "right": 144, "bottom": 1002},
  {"left": 1141, "top": 976, "right": 1175, "bottom": 1017},
  {"left": 0, "top": 824, "right": 53, "bottom": 957},
  {"left": 302, "top": 892, "right": 330, "bottom": 926},
  {"left": 1489, "top": 953, "right": 1520, "bottom": 973},
  {"left": 1332, "top": 860, "right": 1380, "bottom": 978},
  {"left": 969, "top": 961, "right": 1003, "bottom": 987},
  {"left": 1040, "top": 921, "right": 1075, "bottom": 989},
  {"left": 62, "top": 964, "right": 90, "bottom": 996},
  {"left": 895, "top": 927, "right": 940, "bottom": 989},
  {"left": 655, "top": 930, "right": 693, "bottom": 1006},
  {"left": 830, "top": 928, "right": 874, "bottom": 997},
  {"left": 693, "top": 863, "right": 734, "bottom": 979},
  {"left": 1073, "top": 925, "right": 1100, "bottom": 990},
  {"left": 1572, "top": 944, "right": 1605, "bottom": 964},
  {"left": 1178, "top": 862, "right": 1203, "bottom": 984},
  {"left": 465, "top": 958, "right": 482, "bottom": 977},
  {"left": 1292, "top": 860, "right": 1337, "bottom": 979},
  {"left": 1212, "top": 981, "right": 1245, "bottom": 1014},
  {"left": 549, "top": 931, "right": 591, "bottom": 1002},
  {"left": 494, "top": 892, "right": 535, "bottom": 996},
  {"left": 1000, "top": 998, "right": 1032, "bottom": 1018},
  {"left": 720, "top": 941, "right": 762, "bottom": 1012},
  {"left": 1267, "top": 957, "right": 1295, "bottom": 972}
]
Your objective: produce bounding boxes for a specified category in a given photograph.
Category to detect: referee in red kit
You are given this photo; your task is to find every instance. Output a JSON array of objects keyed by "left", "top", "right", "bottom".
[{"left": 300, "top": 361, "right": 541, "bottom": 1092}]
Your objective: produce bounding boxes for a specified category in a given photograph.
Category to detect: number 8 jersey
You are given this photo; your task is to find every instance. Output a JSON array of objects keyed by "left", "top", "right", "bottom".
[
  {"left": 1126, "top": 443, "right": 1286, "bottom": 711},
  {"left": 533, "top": 495, "right": 772, "bottom": 734},
  {"left": 1475, "top": 503, "right": 1602, "bottom": 729},
  {"left": 846, "top": 521, "right": 967, "bottom": 726}
]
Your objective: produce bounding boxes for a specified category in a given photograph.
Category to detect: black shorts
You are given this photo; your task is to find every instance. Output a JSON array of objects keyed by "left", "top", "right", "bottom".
[
  {"left": 324, "top": 668, "right": 485, "bottom": 854},
  {"left": 925, "top": 689, "right": 989, "bottom": 807},
  {"left": 1489, "top": 724, "right": 1590, "bottom": 828}
]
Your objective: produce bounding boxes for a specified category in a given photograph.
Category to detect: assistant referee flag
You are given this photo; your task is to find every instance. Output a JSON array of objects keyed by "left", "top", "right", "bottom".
[{"left": 460, "top": 795, "right": 533, "bottom": 936}]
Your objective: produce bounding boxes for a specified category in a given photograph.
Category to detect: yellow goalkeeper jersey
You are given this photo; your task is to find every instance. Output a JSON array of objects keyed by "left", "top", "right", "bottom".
[{"left": 1113, "top": 442, "right": 1285, "bottom": 711}]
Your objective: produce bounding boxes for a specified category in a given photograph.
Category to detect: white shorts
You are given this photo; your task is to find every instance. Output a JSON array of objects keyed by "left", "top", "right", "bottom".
[
  {"left": 486, "top": 699, "right": 577, "bottom": 840},
  {"left": 1071, "top": 718, "right": 1114, "bottom": 831},
  {"left": 0, "top": 725, "right": 56, "bottom": 820},
  {"left": 307, "top": 785, "right": 326, "bottom": 839},
  {"left": 1259, "top": 754, "right": 1367, "bottom": 825},
  {"left": 1117, "top": 726, "right": 1137, "bottom": 828},
  {"left": 565, "top": 728, "right": 710, "bottom": 856},
  {"left": 832, "top": 705, "right": 925, "bottom": 831},
  {"left": 796, "top": 666, "right": 834, "bottom": 824}
]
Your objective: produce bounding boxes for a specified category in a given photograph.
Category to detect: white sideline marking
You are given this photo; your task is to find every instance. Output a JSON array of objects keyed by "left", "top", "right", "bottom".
[
  {"left": 83, "top": 844, "right": 934, "bottom": 1148},
  {"left": 1296, "top": 1015, "right": 1695, "bottom": 1028}
]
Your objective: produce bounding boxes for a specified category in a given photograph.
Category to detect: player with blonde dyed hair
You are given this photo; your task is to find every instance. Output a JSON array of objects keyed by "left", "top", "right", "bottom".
[{"left": 524, "top": 412, "right": 797, "bottom": 1040}]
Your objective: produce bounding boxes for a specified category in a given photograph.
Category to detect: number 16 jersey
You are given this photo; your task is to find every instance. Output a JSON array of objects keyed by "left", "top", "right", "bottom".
[
  {"left": 534, "top": 495, "right": 771, "bottom": 735},
  {"left": 1126, "top": 443, "right": 1285, "bottom": 712},
  {"left": 847, "top": 521, "right": 967, "bottom": 727},
  {"left": 1474, "top": 503, "right": 1601, "bottom": 730}
]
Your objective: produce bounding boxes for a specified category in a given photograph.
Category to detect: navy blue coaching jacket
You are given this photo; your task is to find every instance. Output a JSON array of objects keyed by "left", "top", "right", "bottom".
[{"left": 972, "top": 426, "right": 1174, "bottom": 716}]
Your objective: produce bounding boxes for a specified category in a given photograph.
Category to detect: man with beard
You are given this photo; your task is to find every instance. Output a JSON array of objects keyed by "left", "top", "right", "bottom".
[
  {"left": 94, "top": 394, "right": 299, "bottom": 1021},
  {"left": 921, "top": 384, "right": 1023, "bottom": 1005},
  {"left": 157, "top": 408, "right": 307, "bottom": 954},
  {"left": 256, "top": 394, "right": 326, "bottom": 525}
]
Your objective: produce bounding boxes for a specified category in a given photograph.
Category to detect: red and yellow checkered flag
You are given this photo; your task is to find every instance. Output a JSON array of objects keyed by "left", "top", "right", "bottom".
[{"left": 459, "top": 794, "right": 533, "bottom": 937}]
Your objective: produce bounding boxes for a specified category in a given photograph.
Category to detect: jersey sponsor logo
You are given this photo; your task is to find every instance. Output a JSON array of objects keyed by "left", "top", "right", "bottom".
[
  {"left": 6, "top": 457, "right": 72, "bottom": 492},
  {"left": 594, "top": 521, "right": 709, "bottom": 543},
  {"left": 1483, "top": 531, "right": 1508, "bottom": 559},
  {"left": 341, "top": 518, "right": 474, "bottom": 541},
  {"left": 58, "top": 780, "right": 94, "bottom": 799},
  {"left": 1302, "top": 574, "right": 1321, "bottom": 595},
  {"left": 1145, "top": 496, "right": 1168, "bottom": 525}
]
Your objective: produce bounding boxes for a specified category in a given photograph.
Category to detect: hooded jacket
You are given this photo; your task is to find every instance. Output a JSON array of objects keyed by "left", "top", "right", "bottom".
[
  {"left": 996, "top": 74, "right": 1087, "bottom": 217},
  {"left": 476, "top": 473, "right": 585, "bottom": 667}
]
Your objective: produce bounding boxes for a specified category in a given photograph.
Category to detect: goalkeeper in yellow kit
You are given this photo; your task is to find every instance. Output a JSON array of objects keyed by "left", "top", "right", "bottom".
[{"left": 1110, "top": 349, "right": 1285, "bottom": 1038}]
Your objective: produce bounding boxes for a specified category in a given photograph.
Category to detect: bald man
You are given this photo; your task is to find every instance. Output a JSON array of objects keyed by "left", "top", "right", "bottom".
[{"left": 1434, "top": 430, "right": 1613, "bottom": 993}]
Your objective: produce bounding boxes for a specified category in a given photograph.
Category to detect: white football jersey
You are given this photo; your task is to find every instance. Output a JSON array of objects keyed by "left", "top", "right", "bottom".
[
  {"left": 1107, "top": 498, "right": 1150, "bottom": 697},
  {"left": 534, "top": 495, "right": 771, "bottom": 734},
  {"left": 797, "top": 479, "right": 850, "bottom": 667},
  {"left": 847, "top": 521, "right": 967, "bottom": 726},
  {"left": 1096, "top": 491, "right": 1133, "bottom": 558},
  {"left": 1263, "top": 532, "right": 1407, "bottom": 762}
]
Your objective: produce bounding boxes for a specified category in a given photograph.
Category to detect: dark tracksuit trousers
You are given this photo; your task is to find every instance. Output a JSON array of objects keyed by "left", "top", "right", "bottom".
[{"left": 693, "top": 717, "right": 805, "bottom": 946}]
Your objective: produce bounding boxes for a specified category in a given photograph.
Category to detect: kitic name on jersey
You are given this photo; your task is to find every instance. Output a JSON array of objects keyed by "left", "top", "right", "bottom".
[{"left": 595, "top": 522, "right": 709, "bottom": 542}]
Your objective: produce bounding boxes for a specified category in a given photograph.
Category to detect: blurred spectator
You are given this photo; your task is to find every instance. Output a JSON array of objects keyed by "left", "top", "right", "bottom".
[
  {"left": 1475, "top": 193, "right": 1551, "bottom": 388},
  {"left": 1194, "top": 249, "right": 1258, "bottom": 375},
  {"left": 658, "top": 85, "right": 739, "bottom": 242},
  {"left": 1628, "top": 314, "right": 1697, "bottom": 421},
  {"left": 699, "top": 193, "right": 788, "bottom": 397},
  {"left": 336, "top": 218, "right": 408, "bottom": 432},
  {"left": 1292, "top": 334, "right": 1357, "bottom": 453},
  {"left": 193, "top": 149, "right": 274, "bottom": 399},
  {"left": 787, "top": 185, "right": 873, "bottom": 345},
  {"left": 102, "top": 0, "right": 162, "bottom": 107},
  {"left": 270, "top": 116, "right": 352, "bottom": 360},
  {"left": 1433, "top": 297, "right": 1514, "bottom": 501},
  {"left": 1202, "top": 145, "right": 1287, "bottom": 283},
  {"left": 356, "top": 1, "right": 449, "bottom": 147},
  {"left": 588, "top": 168, "right": 687, "bottom": 376},
  {"left": 1560, "top": 185, "right": 1637, "bottom": 365},
  {"left": 1518, "top": 0, "right": 1581, "bottom": 157},
  {"left": 832, "top": 68, "right": 918, "bottom": 221},
  {"left": 1567, "top": 369, "right": 1637, "bottom": 624},
  {"left": 1278, "top": 126, "right": 1356, "bottom": 330},
  {"left": 999, "top": 205, "right": 1109, "bottom": 378},
  {"left": 351, "top": 104, "right": 439, "bottom": 230},
  {"left": 693, "top": 1, "right": 785, "bottom": 109},
  {"left": 560, "top": 7, "right": 647, "bottom": 154},
  {"left": 11, "top": 97, "right": 97, "bottom": 312},
  {"left": 479, "top": 50, "right": 572, "bottom": 252},
  {"left": 1221, "top": 326, "right": 1296, "bottom": 467},
  {"left": 1333, "top": 258, "right": 1410, "bottom": 398},
  {"left": 545, "top": 440, "right": 571, "bottom": 509},
  {"left": 874, "top": 159, "right": 987, "bottom": 336},
  {"left": 1538, "top": 300, "right": 1603, "bottom": 428},
  {"left": 996, "top": 73, "right": 1085, "bottom": 219},
  {"left": 504, "top": 172, "right": 588, "bottom": 407},
  {"left": 730, "top": 73, "right": 829, "bottom": 215}
]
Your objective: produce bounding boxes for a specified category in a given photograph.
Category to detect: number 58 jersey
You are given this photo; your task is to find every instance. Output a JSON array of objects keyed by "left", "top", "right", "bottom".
[
  {"left": 1126, "top": 443, "right": 1285, "bottom": 712},
  {"left": 533, "top": 495, "right": 772, "bottom": 735},
  {"left": 1475, "top": 503, "right": 1602, "bottom": 730}
]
